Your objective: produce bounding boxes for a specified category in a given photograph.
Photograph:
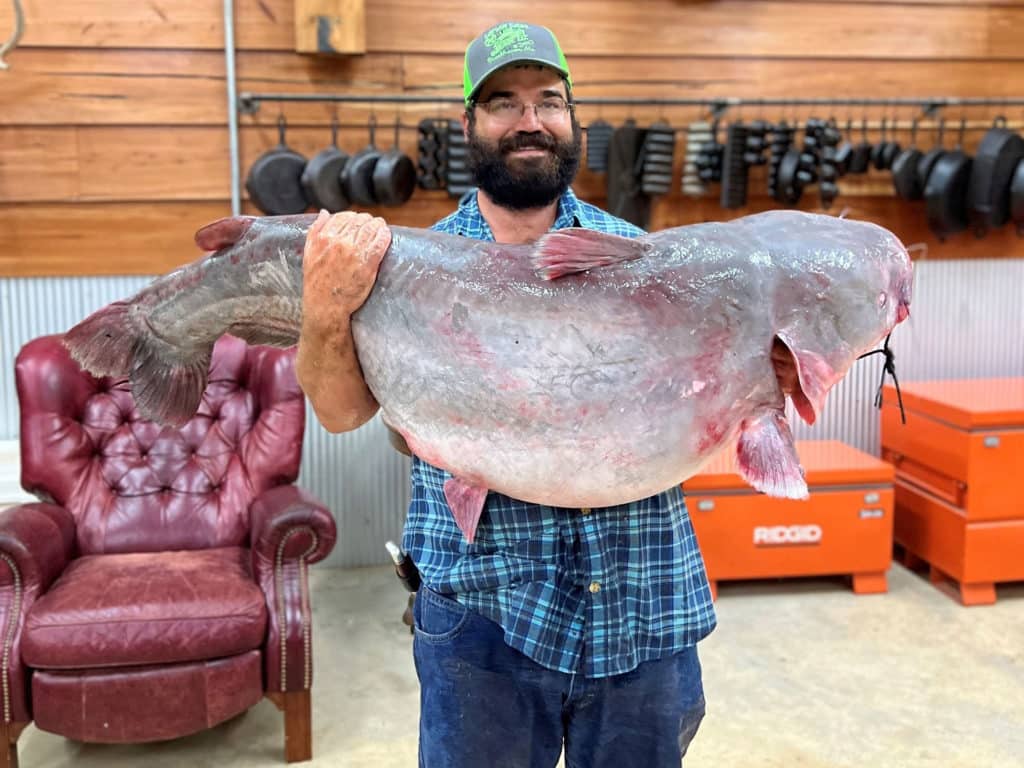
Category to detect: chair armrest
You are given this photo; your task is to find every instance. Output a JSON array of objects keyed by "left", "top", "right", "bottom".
[
  {"left": 0, "top": 502, "right": 76, "bottom": 723},
  {"left": 0, "top": 502, "right": 74, "bottom": 599},
  {"left": 250, "top": 485, "right": 336, "bottom": 566},
  {"left": 249, "top": 486, "right": 336, "bottom": 693}
]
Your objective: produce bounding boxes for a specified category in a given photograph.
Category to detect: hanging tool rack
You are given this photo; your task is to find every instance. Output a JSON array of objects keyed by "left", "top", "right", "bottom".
[
  {"left": 236, "top": 94, "right": 1024, "bottom": 138},
  {"left": 232, "top": 93, "right": 1024, "bottom": 241},
  {"left": 238, "top": 93, "right": 1024, "bottom": 116}
]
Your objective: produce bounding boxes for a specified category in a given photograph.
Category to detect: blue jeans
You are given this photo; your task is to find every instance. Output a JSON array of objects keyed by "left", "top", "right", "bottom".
[{"left": 412, "top": 585, "right": 706, "bottom": 768}]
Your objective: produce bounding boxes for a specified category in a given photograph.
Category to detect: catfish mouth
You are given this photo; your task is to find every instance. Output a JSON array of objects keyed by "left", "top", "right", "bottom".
[
  {"left": 771, "top": 336, "right": 817, "bottom": 426},
  {"left": 895, "top": 256, "right": 914, "bottom": 324}
]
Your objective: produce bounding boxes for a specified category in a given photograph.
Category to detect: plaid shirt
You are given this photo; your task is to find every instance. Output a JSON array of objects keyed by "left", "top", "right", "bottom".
[{"left": 402, "top": 187, "right": 716, "bottom": 678}]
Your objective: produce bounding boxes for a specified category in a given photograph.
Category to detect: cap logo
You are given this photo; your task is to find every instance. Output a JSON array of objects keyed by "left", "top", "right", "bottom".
[{"left": 483, "top": 23, "right": 536, "bottom": 64}]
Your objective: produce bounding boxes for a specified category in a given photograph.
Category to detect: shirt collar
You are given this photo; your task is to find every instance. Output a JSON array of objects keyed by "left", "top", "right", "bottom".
[
  {"left": 554, "top": 187, "right": 587, "bottom": 229},
  {"left": 455, "top": 187, "right": 586, "bottom": 239}
]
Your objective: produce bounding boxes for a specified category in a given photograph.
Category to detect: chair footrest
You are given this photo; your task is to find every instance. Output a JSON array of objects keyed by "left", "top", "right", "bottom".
[{"left": 31, "top": 650, "right": 263, "bottom": 743}]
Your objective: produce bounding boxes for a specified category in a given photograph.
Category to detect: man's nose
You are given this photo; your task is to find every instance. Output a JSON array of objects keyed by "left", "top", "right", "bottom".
[{"left": 513, "top": 104, "right": 543, "bottom": 131}]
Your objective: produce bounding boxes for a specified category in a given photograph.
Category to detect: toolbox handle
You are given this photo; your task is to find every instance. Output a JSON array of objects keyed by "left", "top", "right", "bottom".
[{"left": 884, "top": 449, "right": 966, "bottom": 508}]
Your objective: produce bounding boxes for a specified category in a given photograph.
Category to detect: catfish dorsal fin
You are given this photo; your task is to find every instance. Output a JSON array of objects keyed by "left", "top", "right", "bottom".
[
  {"left": 532, "top": 228, "right": 649, "bottom": 280},
  {"left": 194, "top": 216, "right": 256, "bottom": 252}
]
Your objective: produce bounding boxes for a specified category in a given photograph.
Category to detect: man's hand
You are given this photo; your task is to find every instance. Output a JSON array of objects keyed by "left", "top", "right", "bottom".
[
  {"left": 303, "top": 210, "right": 392, "bottom": 324},
  {"left": 296, "top": 210, "right": 392, "bottom": 434}
]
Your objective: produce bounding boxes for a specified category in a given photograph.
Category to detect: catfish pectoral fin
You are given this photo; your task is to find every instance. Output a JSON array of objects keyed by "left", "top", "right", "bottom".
[{"left": 736, "top": 409, "right": 809, "bottom": 499}]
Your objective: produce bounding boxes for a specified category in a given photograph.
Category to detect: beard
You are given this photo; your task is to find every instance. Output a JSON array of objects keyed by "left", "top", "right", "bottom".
[{"left": 466, "top": 121, "right": 582, "bottom": 210}]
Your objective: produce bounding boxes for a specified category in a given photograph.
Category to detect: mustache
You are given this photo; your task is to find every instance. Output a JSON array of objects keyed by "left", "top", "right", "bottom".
[{"left": 500, "top": 132, "right": 558, "bottom": 154}]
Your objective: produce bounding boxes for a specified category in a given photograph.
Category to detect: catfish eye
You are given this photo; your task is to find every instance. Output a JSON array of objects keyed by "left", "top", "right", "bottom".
[{"left": 877, "top": 292, "right": 888, "bottom": 308}]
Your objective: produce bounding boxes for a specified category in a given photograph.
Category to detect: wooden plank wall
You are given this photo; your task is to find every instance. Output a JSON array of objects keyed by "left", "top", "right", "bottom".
[{"left": 2, "top": 0, "right": 1024, "bottom": 276}]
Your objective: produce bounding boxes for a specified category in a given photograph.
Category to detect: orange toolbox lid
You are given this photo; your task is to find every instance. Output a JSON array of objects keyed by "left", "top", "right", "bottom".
[
  {"left": 684, "top": 439, "right": 894, "bottom": 492},
  {"left": 883, "top": 378, "right": 1024, "bottom": 429}
]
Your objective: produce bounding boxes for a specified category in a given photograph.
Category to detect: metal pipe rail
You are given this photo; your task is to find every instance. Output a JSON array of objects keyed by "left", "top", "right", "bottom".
[{"left": 238, "top": 92, "right": 1024, "bottom": 117}]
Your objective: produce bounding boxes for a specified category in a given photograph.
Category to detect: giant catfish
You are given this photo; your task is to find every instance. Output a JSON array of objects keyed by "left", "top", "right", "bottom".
[{"left": 64, "top": 209, "right": 913, "bottom": 542}]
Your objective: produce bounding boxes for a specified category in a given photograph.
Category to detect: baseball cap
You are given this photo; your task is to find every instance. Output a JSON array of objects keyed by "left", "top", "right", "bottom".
[{"left": 463, "top": 22, "right": 572, "bottom": 105}]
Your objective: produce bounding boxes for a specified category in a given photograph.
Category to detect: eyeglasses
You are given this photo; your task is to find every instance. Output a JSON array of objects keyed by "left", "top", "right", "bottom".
[{"left": 473, "top": 95, "right": 573, "bottom": 124}]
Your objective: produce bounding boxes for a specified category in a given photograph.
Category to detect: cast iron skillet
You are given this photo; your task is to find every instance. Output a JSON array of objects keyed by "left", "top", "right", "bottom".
[
  {"left": 341, "top": 116, "right": 383, "bottom": 207},
  {"left": 301, "top": 116, "right": 350, "bottom": 212},
  {"left": 774, "top": 146, "right": 804, "bottom": 205},
  {"left": 966, "top": 116, "right": 1024, "bottom": 237},
  {"left": 924, "top": 118, "right": 973, "bottom": 241},
  {"left": 871, "top": 117, "right": 899, "bottom": 170},
  {"left": 891, "top": 118, "right": 924, "bottom": 200},
  {"left": 832, "top": 118, "right": 854, "bottom": 177},
  {"left": 915, "top": 117, "right": 946, "bottom": 194},
  {"left": 372, "top": 117, "right": 417, "bottom": 206},
  {"left": 245, "top": 116, "right": 309, "bottom": 215},
  {"left": 1011, "top": 158, "right": 1024, "bottom": 236},
  {"left": 848, "top": 117, "right": 872, "bottom": 174},
  {"left": 586, "top": 119, "right": 614, "bottom": 172}
]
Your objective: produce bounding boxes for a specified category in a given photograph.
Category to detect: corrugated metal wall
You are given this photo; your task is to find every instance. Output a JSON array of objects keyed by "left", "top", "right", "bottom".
[
  {"left": 299, "top": 418, "right": 411, "bottom": 568},
  {"left": 2, "top": 258, "right": 1022, "bottom": 566}
]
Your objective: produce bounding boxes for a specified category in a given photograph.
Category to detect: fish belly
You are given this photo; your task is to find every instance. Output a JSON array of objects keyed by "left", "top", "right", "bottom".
[{"left": 352, "top": 249, "right": 760, "bottom": 507}]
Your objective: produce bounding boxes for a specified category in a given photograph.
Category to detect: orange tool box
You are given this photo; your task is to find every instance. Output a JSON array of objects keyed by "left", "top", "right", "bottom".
[
  {"left": 881, "top": 377, "right": 1024, "bottom": 605},
  {"left": 684, "top": 440, "right": 894, "bottom": 600}
]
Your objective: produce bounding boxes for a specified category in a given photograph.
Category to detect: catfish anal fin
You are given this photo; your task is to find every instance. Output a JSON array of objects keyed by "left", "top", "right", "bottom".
[
  {"left": 130, "top": 343, "right": 211, "bottom": 428},
  {"left": 532, "top": 228, "right": 649, "bottom": 280},
  {"left": 443, "top": 477, "right": 489, "bottom": 543},
  {"left": 737, "top": 409, "right": 808, "bottom": 499}
]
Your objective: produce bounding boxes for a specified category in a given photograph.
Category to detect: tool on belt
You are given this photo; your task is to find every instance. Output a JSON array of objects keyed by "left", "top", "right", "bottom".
[{"left": 385, "top": 540, "right": 421, "bottom": 592}]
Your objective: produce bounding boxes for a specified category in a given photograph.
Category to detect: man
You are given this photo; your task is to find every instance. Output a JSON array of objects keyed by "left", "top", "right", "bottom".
[{"left": 297, "top": 21, "right": 715, "bottom": 767}]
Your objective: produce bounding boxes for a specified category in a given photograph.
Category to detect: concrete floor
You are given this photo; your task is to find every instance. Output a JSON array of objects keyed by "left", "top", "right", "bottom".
[{"left": 17, "top": 563, "right": 1024, "bottom": 768}]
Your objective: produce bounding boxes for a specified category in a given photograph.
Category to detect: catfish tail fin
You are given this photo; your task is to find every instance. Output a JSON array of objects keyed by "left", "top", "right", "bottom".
[
  {"left": 63, "top": 301, "right": 138, "bottom": 379},
  {"left": 63, "top": 303, "right": 211, "bottom": 427}
]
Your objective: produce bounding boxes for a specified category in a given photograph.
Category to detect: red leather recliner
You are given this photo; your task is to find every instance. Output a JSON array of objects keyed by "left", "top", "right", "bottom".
[{"left": 0, "top": 334, "right": 336, "bottom": 766}]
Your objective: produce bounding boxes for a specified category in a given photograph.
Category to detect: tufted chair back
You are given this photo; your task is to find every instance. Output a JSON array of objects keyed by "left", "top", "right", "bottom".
[{"left": 16, "top": 334, "right": 305, "bottom": 555}]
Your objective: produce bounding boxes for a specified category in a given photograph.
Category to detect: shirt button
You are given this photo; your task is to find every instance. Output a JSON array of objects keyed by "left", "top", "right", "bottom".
[
  {"left": 580, "top": 507, "right": 591, "bottom": 515},
  {"left": 589, "top": 581, "right": 601, "bottom": 594}
]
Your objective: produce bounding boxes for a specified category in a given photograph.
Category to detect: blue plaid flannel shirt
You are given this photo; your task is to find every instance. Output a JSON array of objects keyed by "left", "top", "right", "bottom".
[{"left": 402, "top": 187, "right": 716, "bottom": 678}]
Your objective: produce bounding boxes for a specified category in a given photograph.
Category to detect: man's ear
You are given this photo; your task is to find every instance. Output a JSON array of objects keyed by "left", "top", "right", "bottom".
[{"left": 460, "top": 111, "right": 470, "bottom": 142}]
